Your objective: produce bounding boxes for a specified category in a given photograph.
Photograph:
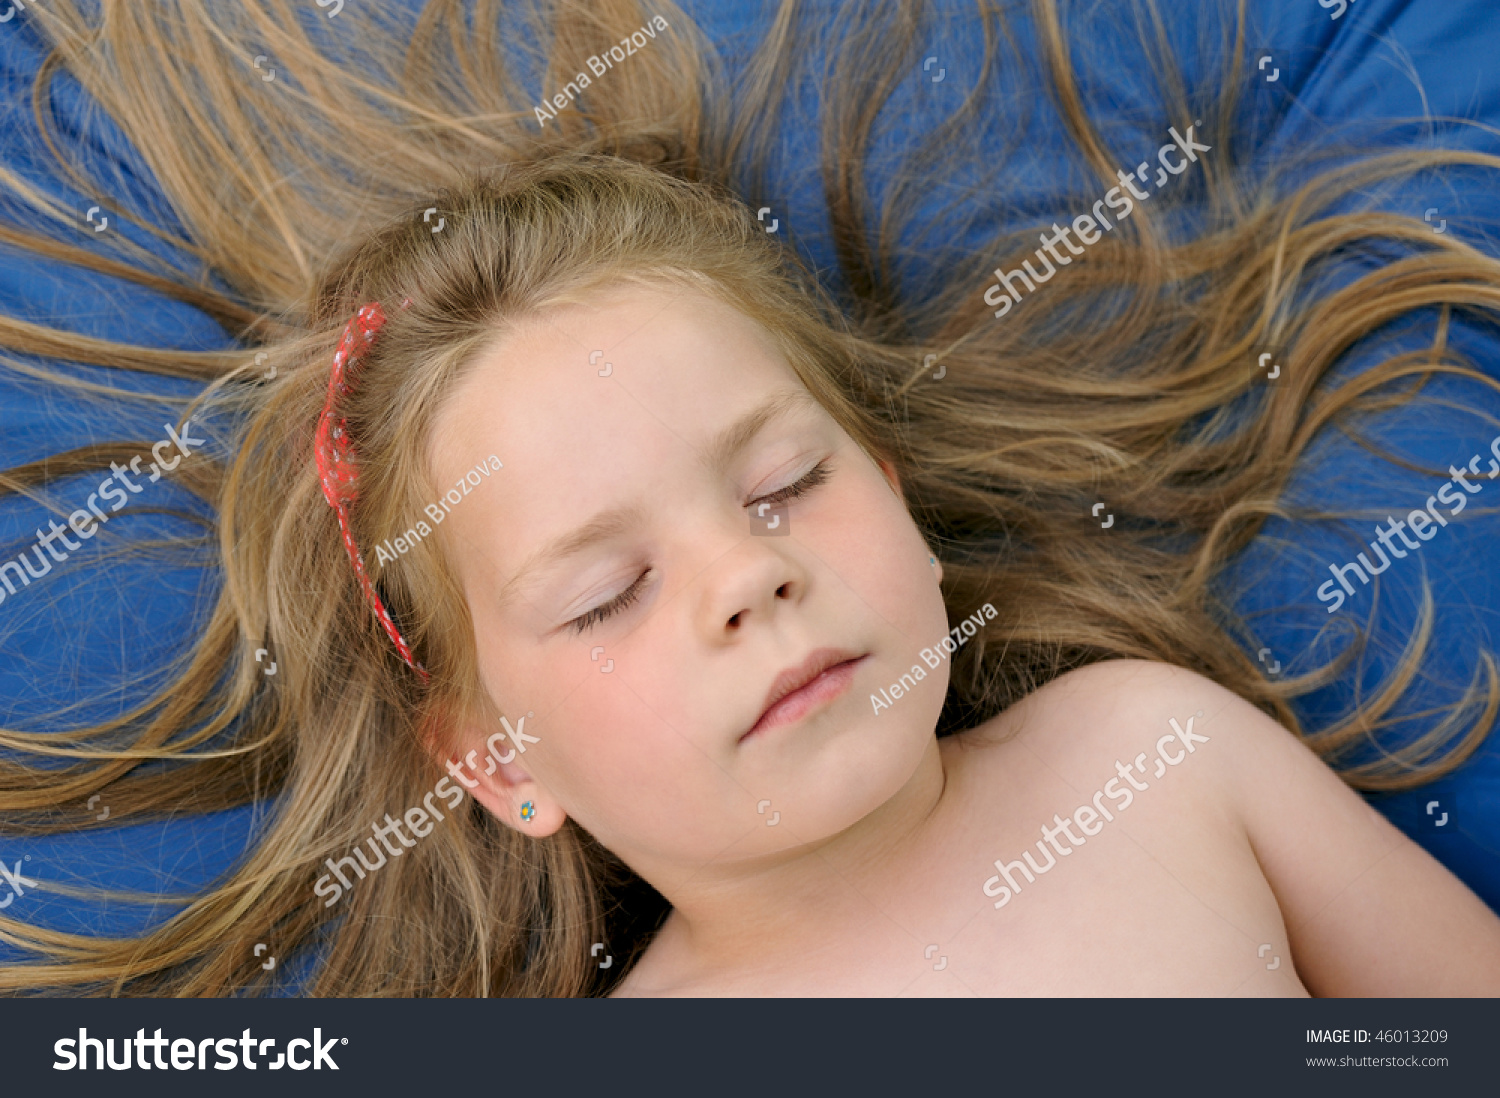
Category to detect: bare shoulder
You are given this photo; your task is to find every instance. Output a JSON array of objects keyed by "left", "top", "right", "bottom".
[
  {"left": 938, "top": 657, "right": 1269, "bottom": 895},
  {"left": 963, "top": 657, "right": 1244, "bottom": 737},
  {"left": 948, "top": 656, "right": 1366, "bottom": 835},
  {"left": 950, "top": 658, "right": 1250, "bottom": 792},
  {"left": 943, "top": 657, "right": 1500, "bottom": 995}
]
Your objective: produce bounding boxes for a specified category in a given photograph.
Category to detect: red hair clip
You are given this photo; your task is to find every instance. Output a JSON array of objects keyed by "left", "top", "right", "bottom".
[{"left": 313, "top": 298, "right": 429, "bottom": 682}]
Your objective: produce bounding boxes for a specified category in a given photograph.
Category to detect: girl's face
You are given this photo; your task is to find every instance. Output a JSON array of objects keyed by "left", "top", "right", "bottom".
[{"left": 427, "top": 282, "right": 951, "bottom": 890}]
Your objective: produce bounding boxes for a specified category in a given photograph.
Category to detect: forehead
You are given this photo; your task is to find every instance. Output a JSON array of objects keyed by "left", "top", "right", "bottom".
[{"left": 430, "top": 282, "right": 805, "bottom": 472}]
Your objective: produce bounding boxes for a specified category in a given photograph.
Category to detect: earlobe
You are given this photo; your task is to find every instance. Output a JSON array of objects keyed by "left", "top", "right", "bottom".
[
  {"left": 426, "top": 707, "right": 566, "bottom": 836},
  {"left": 461, "top": 753, "right": 566, "bottom": 836},
  {"left": 464, "top": 735, "right": 568, "bottom": 836}
]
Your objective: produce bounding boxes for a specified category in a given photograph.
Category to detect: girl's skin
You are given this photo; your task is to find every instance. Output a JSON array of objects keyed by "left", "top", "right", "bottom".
[{"left": 425, "top": 283, "right": 1500, "bottom": 996}]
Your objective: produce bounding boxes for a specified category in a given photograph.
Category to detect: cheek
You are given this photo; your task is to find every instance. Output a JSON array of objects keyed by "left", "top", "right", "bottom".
[
  {"left": 812, "top": 467, "right": 932, "bottom": 616},
  {"left": 543, "top": 682, "right": 739, "bottom": 831},
  {"left": 473, "top": 619, "right": 716, "bottom": 807}
]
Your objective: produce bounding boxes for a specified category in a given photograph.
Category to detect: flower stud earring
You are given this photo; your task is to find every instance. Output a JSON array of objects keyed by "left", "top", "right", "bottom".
[{"left": 520, "top": 801, "right": 536, "bottom": 823}]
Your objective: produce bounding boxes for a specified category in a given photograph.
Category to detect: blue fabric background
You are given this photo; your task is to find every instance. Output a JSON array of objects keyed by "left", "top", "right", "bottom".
[{"left": 1, "top": 0, "right": 1497, "bottom": 990}]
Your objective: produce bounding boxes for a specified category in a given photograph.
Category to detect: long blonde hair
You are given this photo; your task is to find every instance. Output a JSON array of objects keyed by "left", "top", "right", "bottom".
[{"left": 3, "top": 0, "right": 1499, "bottom": 996}]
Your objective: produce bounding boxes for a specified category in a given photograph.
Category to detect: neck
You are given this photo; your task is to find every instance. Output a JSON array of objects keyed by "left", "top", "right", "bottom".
[{"left": 633, "top": 736, "right": 950, "bottom": 988}]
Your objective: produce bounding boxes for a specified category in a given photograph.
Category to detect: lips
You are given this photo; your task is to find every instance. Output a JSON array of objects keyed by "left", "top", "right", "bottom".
[{"left": 741, "top": 647, "right": 867, "bottom": 742}]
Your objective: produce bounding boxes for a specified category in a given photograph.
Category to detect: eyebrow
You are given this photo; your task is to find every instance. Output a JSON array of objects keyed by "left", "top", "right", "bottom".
[{"left": 496, "top": 387, "right": 822, "bottom": 608}]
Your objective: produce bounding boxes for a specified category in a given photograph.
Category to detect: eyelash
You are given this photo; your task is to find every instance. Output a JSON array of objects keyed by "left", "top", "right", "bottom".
[
  {"left": 565, "top": 458, "right": 833, "bottom": 635},
  {"left": 754, "top": 458, "right": 831, "bottom": 507},
  {"left": 568, "top": 570, "right": 650, "bottom": 636}
]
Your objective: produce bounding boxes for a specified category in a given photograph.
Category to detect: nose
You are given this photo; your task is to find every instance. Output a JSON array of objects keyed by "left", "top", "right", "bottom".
[{"left": 698, "top": 540, "right": 808, "bottom": 639}]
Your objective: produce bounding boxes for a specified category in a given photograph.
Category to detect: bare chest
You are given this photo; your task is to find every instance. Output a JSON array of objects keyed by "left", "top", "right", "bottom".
[
  {"left": 615, "top": 733, "right": 1307, "bottom": 997},
  {"left": 620, "top": 839, "right": 1306, "bottom": 996}
]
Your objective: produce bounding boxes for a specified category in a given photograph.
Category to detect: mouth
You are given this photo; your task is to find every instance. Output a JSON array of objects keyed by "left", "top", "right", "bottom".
[{"left": 740, "top": 647, "right": 868, "bottom": 742}]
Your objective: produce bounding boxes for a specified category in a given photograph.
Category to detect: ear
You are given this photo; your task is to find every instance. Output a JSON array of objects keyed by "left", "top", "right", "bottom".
[
  {"left": 424, "top": 708, "right": 567, "bottom": 838},
  {"left": 875, "top": 454, "right": 905, "bottom": 503},
  {"left": 873, "top": 455, "right": 943, "bottom": 583}
]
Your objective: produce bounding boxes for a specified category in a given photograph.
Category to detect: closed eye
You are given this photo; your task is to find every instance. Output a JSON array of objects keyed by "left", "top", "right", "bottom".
[
  {"left": 567, "top": 568, "right": 651, "bottom": 636},
  {"left": 565, "top": 459, "right": 833, "bottom": 635},
  {"left": 750, "top": 457, "right": 832, "bottom": 507}
]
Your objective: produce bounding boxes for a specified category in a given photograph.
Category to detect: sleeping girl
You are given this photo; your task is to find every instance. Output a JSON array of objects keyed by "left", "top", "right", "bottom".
[
  {"left": 415, "top": 254, "right": 1500, "bottom": 996},
  {"left": 2, "top": 0, "right": 1499, "bottom": 996}
]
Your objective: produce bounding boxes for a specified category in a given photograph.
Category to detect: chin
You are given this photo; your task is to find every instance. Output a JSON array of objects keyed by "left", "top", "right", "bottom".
[{"left": 781, "top": 713, "right": 930, "bottom": 821}]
